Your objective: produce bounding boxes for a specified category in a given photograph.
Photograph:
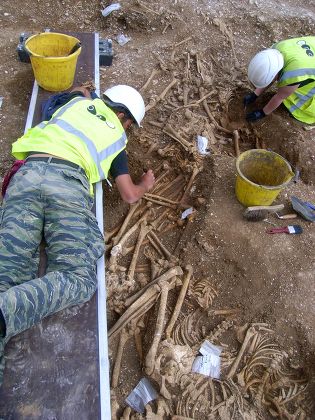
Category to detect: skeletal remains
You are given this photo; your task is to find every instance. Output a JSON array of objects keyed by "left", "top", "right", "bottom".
[
  {"left": 106, "top": 43, "right": 311, "bottom": 418},
  {"left": 110, "top": 269, "right": 311, "bottom": 419}
]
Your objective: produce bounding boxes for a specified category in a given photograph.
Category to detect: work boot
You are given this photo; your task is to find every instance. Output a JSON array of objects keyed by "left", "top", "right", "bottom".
[{"left": 0, "top": 336, "right": 4, "bottom": 386}]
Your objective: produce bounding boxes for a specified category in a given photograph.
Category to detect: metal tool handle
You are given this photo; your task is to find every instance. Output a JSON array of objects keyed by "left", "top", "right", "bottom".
[{"left": 276, "top": 213, "right": 297, "bottom": 220}]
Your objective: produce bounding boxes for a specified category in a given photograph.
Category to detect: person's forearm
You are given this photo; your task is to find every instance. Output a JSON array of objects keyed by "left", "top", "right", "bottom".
[
  {"left": 263, "top": 85, "right": 298, "bottom": 115},
  {"left": 263, "top": 94, "right": 284, "bottom": 115},
  {"left": 124, "top": 183, "right": 148, "bottom": 204},
  {"left": 254, "top": 87, "right": 267, "bottom": 96},
  {"left": 115, "top": 171, "right": 155, "bottom": 204}
]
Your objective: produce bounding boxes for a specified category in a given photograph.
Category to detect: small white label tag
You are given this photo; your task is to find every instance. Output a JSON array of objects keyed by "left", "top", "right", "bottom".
[
  {"left": 200, "top": 340, "right": 222, "bottom": 357},
  {"left": 181, "top": 207, "right": 195, "bottom": 220},
  {"left": 125, "top": 378, "right": 158, "bottom": 413},
  {"left": 196, "top": 135, "right": 211, "bottom": 155},
  {"left": 192, "top": 340, "right": 222, "bottom": 379}
]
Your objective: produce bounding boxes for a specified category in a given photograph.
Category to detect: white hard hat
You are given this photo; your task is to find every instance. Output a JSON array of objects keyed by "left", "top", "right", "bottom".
[
  {"left": 248, "top": 49, "right": 284, "bottom": 88},
  {"left": 103, "top": 85, "right": 145, "bottom": 127}
]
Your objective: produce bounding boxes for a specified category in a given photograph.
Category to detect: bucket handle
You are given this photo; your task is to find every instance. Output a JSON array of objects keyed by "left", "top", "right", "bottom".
[
  {"left": 264, "top": 149, "right": 298, "bottom": 185},
  {"left": 281, "top": 156, "right": 298, "bottom": 186},
  {"left": 68, "top": 42, "right": 81, "bottom": 56},
  {"left": 27, "top": 42, "right": 81, "bottom": 58}
]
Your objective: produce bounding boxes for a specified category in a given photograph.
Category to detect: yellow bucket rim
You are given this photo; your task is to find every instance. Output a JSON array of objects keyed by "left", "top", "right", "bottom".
[
  {"left": 236, "top": 149, "right": 294, "bottom": 191},
  {"left": 25, "top": 32, "right": 81, "bottom": 58}
]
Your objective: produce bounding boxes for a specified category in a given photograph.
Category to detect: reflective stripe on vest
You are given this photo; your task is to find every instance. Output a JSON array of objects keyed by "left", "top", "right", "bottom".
[
  {"left": 54, "top": 119, "right": 104, "bottom": 179},
  {"left": 38, "top": 97, "right": 127, "bottom": 181},
  {"left": 289, "top": 84, "right": 315, "bottom": 113},
  {"left": 280, "top": 68, "right": 315, "bottom": 84}
]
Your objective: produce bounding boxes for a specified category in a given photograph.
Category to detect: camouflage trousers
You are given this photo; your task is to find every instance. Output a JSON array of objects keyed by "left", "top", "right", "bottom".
[{"left": 0, "top": 160, "right": 105, "bottom": 343}]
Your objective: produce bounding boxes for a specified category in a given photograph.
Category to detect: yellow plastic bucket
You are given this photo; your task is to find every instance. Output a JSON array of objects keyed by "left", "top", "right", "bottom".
[
  {"left": 25, "top": 32, "right": 81, "bottom": 91},
  {"left": 235, "top": 149, "right": 294, "bottom": 207}
]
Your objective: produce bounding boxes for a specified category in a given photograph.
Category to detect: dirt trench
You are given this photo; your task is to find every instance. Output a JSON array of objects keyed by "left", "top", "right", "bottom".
[{"left": 0, "top": 0, "right": 315, "bottom": 419}]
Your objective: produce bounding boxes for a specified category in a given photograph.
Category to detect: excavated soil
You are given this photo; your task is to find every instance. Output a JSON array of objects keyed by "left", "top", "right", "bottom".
[{"left": 0, "top": 0, "right": 315, "bottom": 419}]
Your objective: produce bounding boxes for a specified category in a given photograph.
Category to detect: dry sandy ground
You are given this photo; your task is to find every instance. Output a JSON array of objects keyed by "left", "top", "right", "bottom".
[{"left": 0, "top": 0, "right": 315, "bottom": 419}]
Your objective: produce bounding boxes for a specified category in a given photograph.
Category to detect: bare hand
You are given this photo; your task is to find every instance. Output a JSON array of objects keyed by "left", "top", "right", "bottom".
[
  {"left": 70, "top": 86, "right": 92, "bottom": 98},
  {"left": 81, "top": 80, "right": 96, "bottom": 92},
  {"left": 141, "top": 169, "right": 155, "bottom": 192}
]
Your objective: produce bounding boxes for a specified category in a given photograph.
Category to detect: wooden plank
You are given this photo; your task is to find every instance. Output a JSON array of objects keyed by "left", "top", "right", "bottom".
[{"left": 0, "top": 31, "right": 109, "bottom": 420}]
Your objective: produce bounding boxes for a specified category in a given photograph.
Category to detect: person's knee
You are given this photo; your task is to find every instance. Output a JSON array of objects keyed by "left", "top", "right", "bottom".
[
  {"left": 85, "top": 279, "right": 97, "bottom": 300},
  {"left": 76, "top": 271, "right": 98, "bottom": 302}
]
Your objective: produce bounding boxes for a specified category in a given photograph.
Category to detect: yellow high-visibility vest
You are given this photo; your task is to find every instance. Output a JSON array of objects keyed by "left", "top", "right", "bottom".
[
  {"left": 12, "top": 97, "right": 127, "bottom": 185},
  {"left": 274, "top": 36, "right": 315, "bottom": 124}
]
